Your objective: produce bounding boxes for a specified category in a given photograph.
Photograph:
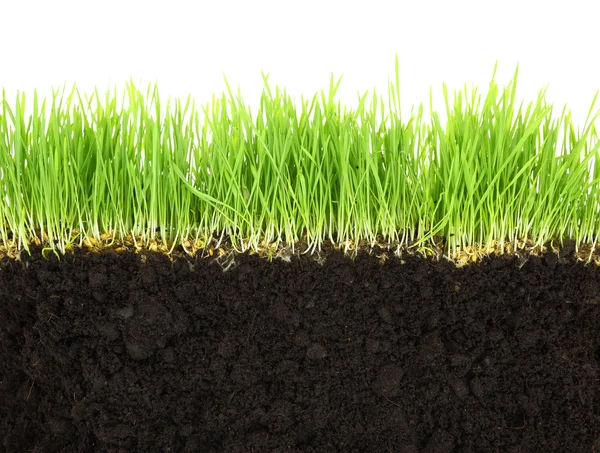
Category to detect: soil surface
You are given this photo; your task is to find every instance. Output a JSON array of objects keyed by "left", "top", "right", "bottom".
[{"left": 1, "top": 243, "right": 599, "bottom": 452}]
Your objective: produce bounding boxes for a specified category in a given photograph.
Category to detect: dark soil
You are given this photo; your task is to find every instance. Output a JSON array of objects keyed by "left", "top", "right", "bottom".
[{"left": 1, "top": 243, "right": 599, "bottom": 453}]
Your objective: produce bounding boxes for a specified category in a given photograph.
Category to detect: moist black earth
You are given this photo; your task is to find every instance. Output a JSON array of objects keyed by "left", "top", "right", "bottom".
[{"left": 1, "top": 243, "right": 599, "bottom": 452}]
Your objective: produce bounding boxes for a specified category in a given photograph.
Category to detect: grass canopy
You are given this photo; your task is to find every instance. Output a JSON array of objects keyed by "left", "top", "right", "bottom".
[{"left": 1, "top": 58, "right": 600, "bottom": 263}]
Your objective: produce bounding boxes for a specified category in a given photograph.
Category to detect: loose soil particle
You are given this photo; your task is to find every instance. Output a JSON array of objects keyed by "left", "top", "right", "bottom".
[{"left": 1, "top": 244, "right": 599, "bottom": 452}]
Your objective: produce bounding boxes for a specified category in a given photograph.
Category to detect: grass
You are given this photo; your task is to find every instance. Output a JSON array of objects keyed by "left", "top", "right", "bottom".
[{"left": 1, "top": 57, "right": 600, "bottom": 265}]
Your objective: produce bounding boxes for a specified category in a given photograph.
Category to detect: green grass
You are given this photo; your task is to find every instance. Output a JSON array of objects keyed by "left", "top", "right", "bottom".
[{"left": 1, "top": 57, "right": 600, "bottom": 262}]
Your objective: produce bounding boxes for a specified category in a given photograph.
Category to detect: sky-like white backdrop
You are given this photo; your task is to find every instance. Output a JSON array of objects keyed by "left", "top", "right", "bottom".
[{"left": 1, "top": 0, "right": 599, "bottom": 128}]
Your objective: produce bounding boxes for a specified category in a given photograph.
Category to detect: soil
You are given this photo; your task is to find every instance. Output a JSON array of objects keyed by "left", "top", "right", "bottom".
[{"left": 1, "top": 242, "right": 599, "bottom": 452}]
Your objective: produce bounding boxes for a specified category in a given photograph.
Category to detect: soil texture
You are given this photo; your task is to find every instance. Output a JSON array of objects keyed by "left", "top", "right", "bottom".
[{"left": 1, "top": 244, "right": 599, "bottom": 452}]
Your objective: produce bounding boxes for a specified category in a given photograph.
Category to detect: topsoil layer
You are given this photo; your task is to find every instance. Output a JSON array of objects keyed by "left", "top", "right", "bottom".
[{"left": 1, "top": 244, "right": 599, "bottom": 452}]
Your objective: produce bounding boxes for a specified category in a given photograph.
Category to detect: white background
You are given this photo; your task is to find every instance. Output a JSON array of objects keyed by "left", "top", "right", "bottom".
[{"left": 1, "top": 0, "right": 599, "bottom": 127}]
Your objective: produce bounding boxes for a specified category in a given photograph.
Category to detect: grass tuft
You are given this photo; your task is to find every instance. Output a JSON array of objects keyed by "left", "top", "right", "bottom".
[{"left": 1, "top": 58, "right": 600, "bottom": 265}]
